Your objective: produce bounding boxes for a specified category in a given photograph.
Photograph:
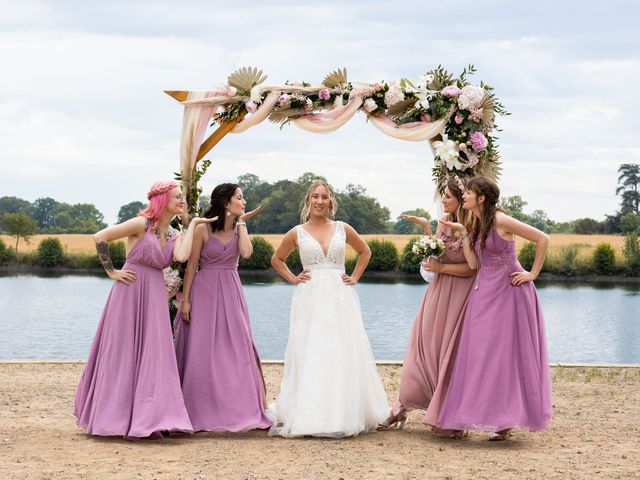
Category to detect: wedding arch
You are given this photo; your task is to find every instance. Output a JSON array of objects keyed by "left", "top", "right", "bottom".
[{"left": 165, "top": 66, "right": 508, "bottom": 210}]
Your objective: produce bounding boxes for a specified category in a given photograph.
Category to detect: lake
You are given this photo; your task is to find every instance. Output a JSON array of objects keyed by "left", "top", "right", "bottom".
[{"left": 0, "top": 273, "right": 638, "bottom": 364}]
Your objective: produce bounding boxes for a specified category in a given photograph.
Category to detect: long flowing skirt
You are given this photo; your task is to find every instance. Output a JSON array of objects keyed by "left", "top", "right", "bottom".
[
  {"left": 74, "top": 264, "right": 193, "bottom": 438},
  {"left": 268, "top": 269, "right": 389, "bottom": 438}
]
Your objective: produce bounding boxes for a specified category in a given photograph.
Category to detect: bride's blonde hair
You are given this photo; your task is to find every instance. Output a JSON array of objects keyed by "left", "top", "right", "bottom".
[{"left": 300, "top": 180, "right": 338, "bottom": 223}]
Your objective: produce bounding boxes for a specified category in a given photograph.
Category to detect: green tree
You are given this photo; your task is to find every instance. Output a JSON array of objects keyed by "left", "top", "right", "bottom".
[
  {"left": 394, "top": 209, "right": 432, "bottom": 234},
  {"left": 498, "top": 195, "right": 528, "bottom": 222},
  {"left": 0, "top": 212, "right": 37, "bottom": 253},
  {"left": 32, "top": 197, "right": 59, "bottom": 231},
  {"left": 620, "top": 212, "right": 640, "bottom": 233},
  {"left": 0, "top": 196, "right": 33, "bottom": 218},
  {"left": 623, "top": 234, "right": 640, "bottom": 275},
  {"left": 616, "top": 163, "right": 640, "bottom": 214},
  {"left": 117, "top": 201, "right": 145, "bottom": 224},
  {"left": 573, "top": 218, "right": 603, "bottom": 234},
  {"left": 336, "top": 184, "right": 391, "bottom": 233}
]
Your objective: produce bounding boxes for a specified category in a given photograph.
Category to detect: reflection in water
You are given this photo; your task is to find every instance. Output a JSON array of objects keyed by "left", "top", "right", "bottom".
[{"left": 0, "top": 273, "right": 638, "bottom": 363}]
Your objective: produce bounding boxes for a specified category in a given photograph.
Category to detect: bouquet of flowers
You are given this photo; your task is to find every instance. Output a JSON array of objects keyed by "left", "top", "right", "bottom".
[
  {"left": 163, "top": 267, "right": 183, "bottom": 309},
  {"left": 412, "top": 235, "right": 446, "bottom": 283}
]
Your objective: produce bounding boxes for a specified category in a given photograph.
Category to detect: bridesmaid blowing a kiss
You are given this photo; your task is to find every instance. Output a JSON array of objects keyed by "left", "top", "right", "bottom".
[
  {"left": 74, "top": 180, "right": 215, "bottom": 439},
  {"left": 174, "top": 183, "right": 271, "bottom": 432}
]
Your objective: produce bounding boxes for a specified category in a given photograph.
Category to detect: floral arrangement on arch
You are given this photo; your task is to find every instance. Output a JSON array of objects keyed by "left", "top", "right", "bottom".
[{"left": 210, "top": 65, "right": 508, "bottom": 193}]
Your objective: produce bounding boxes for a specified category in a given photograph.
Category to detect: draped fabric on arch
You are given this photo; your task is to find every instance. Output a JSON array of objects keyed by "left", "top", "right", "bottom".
[{"left": 176, "top": 88, "right": 453, "bottom": 178}]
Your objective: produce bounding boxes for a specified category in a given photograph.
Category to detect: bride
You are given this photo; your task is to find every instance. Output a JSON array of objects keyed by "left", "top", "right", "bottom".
[{"left": 268, "top": 180, "right": 389, "bottom": 438}]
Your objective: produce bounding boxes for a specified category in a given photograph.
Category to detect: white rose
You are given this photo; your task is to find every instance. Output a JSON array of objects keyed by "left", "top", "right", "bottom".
[
  {"left": 364, "top": 98, "right": 378, "bottom": 112},
  {"left": 250, "top": 85, "right": 262, "bottom": 104}
]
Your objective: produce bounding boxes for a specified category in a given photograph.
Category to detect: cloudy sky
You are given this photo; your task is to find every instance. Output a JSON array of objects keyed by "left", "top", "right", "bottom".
[{"left": 1, "top": 0, "right": 638, "bottom": 224}]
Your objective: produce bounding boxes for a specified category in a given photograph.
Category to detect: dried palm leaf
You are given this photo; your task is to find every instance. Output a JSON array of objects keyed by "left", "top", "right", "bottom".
[
  {"left": 322, "top": 68, "right": 348, "bottom": 88},
  {"left": 481, "top": 95, "right": 495, "bottom": 129},
  {"left": 386, "top": 99, "right": 415, "bottom": 120},
  {"left": 227, "top": 67, "right": 267, "bottom": 93},
  {"left": 268, "top": 108, "right": 304, "bottom": 126}
]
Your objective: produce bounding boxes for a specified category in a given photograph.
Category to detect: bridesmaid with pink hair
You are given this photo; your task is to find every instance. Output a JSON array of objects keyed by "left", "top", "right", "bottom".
[
  {"left": 74, "top": 180, "right": 215, "bottom": 439},
  {"left": 382, "top": 176, "right": 476, "bottom": 433}
]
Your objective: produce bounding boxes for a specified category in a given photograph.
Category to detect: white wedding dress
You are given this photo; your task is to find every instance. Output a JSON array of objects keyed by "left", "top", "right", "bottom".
[{"left": 268, "top": 221, "right": 389, "bottom": 438}]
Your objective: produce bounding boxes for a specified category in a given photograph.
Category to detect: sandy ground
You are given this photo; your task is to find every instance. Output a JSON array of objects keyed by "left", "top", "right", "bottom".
[{"left": 1, "top": 362, "right": 639, "bottom": 480}]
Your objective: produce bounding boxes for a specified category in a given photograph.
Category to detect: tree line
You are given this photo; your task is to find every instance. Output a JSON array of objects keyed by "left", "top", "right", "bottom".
[{"left": 1, "top": 163, "right": 639, "bottom": 249}]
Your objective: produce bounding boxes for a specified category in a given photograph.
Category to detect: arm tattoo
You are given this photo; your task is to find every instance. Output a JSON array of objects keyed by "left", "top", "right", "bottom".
[{"left": 96, "top": 241, "right": 114, "bottom": 273}]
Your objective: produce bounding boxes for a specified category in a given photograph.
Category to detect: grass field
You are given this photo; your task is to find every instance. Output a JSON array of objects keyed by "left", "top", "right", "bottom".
[{"left": 2, "top": 232, "right": 628, "bottom": 261}]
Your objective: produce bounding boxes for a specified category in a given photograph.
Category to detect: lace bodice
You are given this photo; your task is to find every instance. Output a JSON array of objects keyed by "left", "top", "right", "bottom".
[{"left": 296, "top": 221, "right": 345, "bottom": 270}]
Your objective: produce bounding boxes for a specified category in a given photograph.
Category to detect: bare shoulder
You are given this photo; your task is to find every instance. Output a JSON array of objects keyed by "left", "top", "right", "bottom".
[{"left": 124, "top": 216, "right": 148, "bottom": 235}]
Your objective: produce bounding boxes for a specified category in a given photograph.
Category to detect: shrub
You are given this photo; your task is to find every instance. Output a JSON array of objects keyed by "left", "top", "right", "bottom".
[
  {"left": 592, "top": 243, "right": 616, "bottom": 275},
  {"left": 109, "top": 241, "right": 126, "bottom": 269},
  {"left": 0, "top": 238, "right": 12, "bottom": 265},
  {"left": 36, "top": 237, "right": 65, "bottom": 267},
  {"left": 553, "top": 244, "right": 581, "bottom": 275},
  {"left": 623, "top": 234, "right": 640, "bottom": 276},
  {"left": 70, "top": 253, "right": 102, "bottom": 269},
  {"left": 345, "top": 255, "right": 358, "bottom": 273},
  {"left": 399, "top": 236, "right": 422, "bottom": 273},
  {"left": 239, "top": 236, "right": 274, "bottom": 270},
  {"left": 518, "top": 242, "right": 537, "bottom": 271},
  {"left": 366, "top": 239, "right": 399, "bottom": 271},
  {"left": 286, "top": 248, "right": 302, "bottom": 273}
]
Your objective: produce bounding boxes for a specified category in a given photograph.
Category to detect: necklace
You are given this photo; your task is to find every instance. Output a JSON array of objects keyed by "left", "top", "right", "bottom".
[{"left": 155, "top": 227, "right": 173, "bottom": 241}]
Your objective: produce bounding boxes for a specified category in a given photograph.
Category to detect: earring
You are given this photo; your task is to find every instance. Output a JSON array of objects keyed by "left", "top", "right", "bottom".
[{"left": 226, "top": 210, "right": 231, "bottom": 216}]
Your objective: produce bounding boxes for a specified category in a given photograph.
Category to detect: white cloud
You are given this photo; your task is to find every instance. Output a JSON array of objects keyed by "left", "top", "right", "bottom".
[{"left": 0, "top": 1, "right": 638, "bottom": 224}]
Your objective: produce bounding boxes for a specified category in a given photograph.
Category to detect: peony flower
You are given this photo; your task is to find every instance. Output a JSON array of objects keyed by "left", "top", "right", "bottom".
[
  {"left": 318, "top": 88, "right": 331, "bottom": 100},
  {"left": 454, "top": 114, "right": 464, "bottom": 125},
  {"left": 433, "top": 135, "right": 462, "bottom": 171},
  {"left": 458, "top": 85, "right": 485, "bottom": 111},
  {"left": 470, "top": 131, "right": 489, "bottom": 151},
  {"left": 245, "top": 101, "right": 257, "bottom": 113},
  {"left": 364, "top": 98, "right": 378, "bottom": 112},
  {"left": 278, "top": 94, "right": 291, "bottom": 108},
  {"left": 226, "top": 86, "right": 237, "bottom": 97},
  {"left": 384, "top": 85, "right": 405, "bottom": 107},
  {"left": 441, "top": 85, "right": 462, "bottom": 97},
  {"left": 469, "top": 108, "right": 483, "bottom": 123},
  {"left": 250, "top": 85, "right": 262, "bottom": 104},
  {"left": 420, "top": 113, "right": 432, "bottom": 123}
]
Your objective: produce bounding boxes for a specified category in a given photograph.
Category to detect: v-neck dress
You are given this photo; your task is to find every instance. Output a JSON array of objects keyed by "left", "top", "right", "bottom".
[
  {"left": 74, "top": 223, "right": 193, "bottom": 438},
  {"left": 173, "top": 232, "right": 271, "bottom": 432},
  {"left": 267, "top": 221, "right": 389, "bottom": 437}
]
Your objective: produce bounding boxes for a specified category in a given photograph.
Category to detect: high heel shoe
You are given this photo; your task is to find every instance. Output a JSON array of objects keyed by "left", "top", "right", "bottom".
[
  {"left": 488, "top": 429, "right": 511, "bottom": 441},
  {"left": 379, "top": 412, "right": 407, "bottom": 430}
]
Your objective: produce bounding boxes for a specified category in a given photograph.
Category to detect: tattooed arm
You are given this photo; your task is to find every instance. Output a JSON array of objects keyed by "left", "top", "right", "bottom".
[{"left": 93, "top": 216, "right": 147, "bottom": 285}]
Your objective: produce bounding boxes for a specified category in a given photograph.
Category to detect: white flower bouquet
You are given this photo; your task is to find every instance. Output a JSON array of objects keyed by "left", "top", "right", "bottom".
[{"left": 412, "top": 235, "right": 445, "bottom": 283}]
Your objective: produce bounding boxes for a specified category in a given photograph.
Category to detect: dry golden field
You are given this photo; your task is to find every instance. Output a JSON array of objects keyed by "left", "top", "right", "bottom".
[{"left": 2, "top": 233, "right": 628, "bottom": 261}]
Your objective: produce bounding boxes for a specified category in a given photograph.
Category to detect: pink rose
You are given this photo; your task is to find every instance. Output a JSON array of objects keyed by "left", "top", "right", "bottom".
[
  {"left": 363, "top": 98, "right": 378, "bottom": 112},
  {"left": 373, "top": 82, "right": 383, "bottom": 92},
  {"left": 245, "top": 101, "right": 257, "bottom": 113},
  {"left": 319, "top": 88, "right": 331, "bottom": 100},
  {"left": 442, "top": 85, "right": 462, "bottom": 97},
  {"left": 470, "top": 131, "right": 488, "bottom": 151},
  {"left": 226, "top": 86, "right": 237, "bottom": 97},
  {"left": 459, "top": 142, "right": 467, "bottom": 152},
  {"left": 420, "top": 114, "right": 431, "bottom": 123},
  {"left": 455, "top": 115, "right": 463, "bottom": 125},
  {"left": 278, "top": 94, "right": 291, "bottom": 108}
]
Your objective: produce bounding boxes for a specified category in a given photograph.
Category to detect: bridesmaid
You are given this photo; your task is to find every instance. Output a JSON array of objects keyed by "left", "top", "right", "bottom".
[
  {"left": 382, "top": 176, "right": 475, "bottom": 432},
  {"left": 438, "top": 176, "right": 552, "bottom": 440},
  {"left": 75, "top": 180, "right": 215, "bottom": 439},
  {"left": 174, "top": 183, "right": 271, "bottom": 432}
]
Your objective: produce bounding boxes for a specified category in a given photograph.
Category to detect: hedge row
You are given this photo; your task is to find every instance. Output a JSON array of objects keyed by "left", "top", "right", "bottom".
[
  {"left": 518, "top": 234, "right": 640, "bottom": 276},
  {"left": 3, "top": 234, "right": 640, "bottom": 277}
]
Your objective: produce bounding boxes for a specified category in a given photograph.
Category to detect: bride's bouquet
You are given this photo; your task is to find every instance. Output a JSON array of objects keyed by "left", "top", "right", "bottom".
[{"left": 412, "top": 235, "right": 446, "bottom": 283}]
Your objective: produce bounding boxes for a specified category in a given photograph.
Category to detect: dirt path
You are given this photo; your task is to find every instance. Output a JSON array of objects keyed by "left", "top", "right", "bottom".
[{"left": 1, "top": 363, "right": 638, "bottom": 479}]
